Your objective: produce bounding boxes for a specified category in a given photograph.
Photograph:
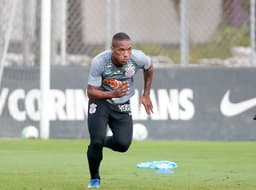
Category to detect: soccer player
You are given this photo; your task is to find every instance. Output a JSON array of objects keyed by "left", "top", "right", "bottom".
[{"left": 86, "top": 32, "right": 154, "bottom": 188}]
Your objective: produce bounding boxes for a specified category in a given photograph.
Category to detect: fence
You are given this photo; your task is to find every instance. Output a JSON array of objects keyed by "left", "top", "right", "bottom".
[{"left": 0, "top": 0, "right": 253, "bottom": 67}]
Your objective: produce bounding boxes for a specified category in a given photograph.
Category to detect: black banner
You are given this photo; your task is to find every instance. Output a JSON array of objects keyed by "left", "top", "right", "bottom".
[{"left": 0, "top": 65, "right": 256, "bottom": 140}]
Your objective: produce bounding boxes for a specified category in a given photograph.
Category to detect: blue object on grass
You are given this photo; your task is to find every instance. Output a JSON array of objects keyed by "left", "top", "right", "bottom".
[
  {"left": 136, "top": 160, "right": 177, "bottom": 174},
  {"left": 156, "top": 168, "right": 174, "bottom": 174}
]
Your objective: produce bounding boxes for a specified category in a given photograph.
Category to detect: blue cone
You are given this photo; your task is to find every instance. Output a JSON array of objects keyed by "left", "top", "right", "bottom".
[{"left": 156, "top": 168, "right": 174, "bottom": 174}]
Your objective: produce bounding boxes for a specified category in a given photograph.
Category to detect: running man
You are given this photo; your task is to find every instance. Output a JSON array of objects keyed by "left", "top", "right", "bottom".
[{"left": 86, "top": 32, "right": 153, "bottom": 188}]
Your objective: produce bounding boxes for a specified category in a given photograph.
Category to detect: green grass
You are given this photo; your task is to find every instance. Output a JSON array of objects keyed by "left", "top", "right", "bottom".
[{"left": 0, "top": 140, "right": 255, "bottom": 190}]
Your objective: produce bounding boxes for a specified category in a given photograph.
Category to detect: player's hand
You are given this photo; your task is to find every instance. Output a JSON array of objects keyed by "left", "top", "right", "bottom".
[
  {"left": 112, "top": 81, "right": 129, "bottom": 98},
  {"left": 140, "top": 95, "right": 153, "bottom": 115}
]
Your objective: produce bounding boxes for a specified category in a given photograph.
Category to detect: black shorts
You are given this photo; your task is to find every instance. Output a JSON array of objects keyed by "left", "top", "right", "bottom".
[{"left": 87, "top": 99, "right": 133, "bottom": 144}]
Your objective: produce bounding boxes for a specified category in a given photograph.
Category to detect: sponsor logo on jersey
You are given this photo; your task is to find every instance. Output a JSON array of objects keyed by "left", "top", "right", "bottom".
[{"left": 103, "top": 79, "right": 123, "bottom": 89}]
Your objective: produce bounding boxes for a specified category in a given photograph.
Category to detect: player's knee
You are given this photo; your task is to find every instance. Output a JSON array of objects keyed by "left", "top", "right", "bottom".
[
  {"left": 116, "top": 140, "right": 131, "bottom": 152},
  {"left": 118, "top": 145, "right": 129, "bottom": 152},
  {"left": 90, "top": 139, "right": 104, "bottom": 149}
]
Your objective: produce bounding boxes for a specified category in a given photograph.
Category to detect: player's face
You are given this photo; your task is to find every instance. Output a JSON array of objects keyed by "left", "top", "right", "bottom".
[{"left": 111, "top": 40, "right": 132, "bottom": 66}]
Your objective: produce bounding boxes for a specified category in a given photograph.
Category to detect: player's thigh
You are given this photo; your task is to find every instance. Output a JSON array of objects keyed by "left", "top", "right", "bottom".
[
  {"left": 87, "top": 100, "right": 109, "bottom": 140},
  {"left": 109, "top": 113, "right": 133, "bottom": 142}
]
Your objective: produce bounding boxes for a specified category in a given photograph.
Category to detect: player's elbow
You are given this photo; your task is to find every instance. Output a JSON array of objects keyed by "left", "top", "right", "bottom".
[
  {"left": 87, "top": 90, "right": 94, "bottom": 99},
  {"left": 87, "top": 85, "right": 98, "bottom": 99}
]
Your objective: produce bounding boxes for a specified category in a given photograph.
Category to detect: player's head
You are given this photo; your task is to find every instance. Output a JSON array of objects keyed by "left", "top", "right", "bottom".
[{"left": 111, "top": 32, "right": 132, "bottom": 66}]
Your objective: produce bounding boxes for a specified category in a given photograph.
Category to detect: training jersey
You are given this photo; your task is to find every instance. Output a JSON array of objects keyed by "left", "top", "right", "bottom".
[{"left": 88, "top": 49, "right": 151, "bottom": 104}]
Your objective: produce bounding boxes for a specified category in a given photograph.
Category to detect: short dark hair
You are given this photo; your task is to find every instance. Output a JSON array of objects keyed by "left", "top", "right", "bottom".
[{"left": 112, "top": 32, "right": 131, "bottom": 41}]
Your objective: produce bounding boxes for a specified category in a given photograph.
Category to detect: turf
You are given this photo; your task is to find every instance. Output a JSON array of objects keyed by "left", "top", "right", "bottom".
[{"left": 0, "top": 140, "right": 255, "bottom": 190}]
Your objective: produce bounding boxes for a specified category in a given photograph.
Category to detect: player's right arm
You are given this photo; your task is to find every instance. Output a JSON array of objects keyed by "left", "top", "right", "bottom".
[
  {"left": 87, "top": 84, "right": 128, "bottom": 99},
  {"left": 87, "top": 56, "right": 128, "bottom": 99}
]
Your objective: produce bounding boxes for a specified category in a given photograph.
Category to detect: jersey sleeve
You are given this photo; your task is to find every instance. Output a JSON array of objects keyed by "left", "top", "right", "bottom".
[
  {"left": 87, "top": 57, "right": 103, "bottom": 87},
  {"left": 132, "top": 50, "right": 151, "bottom": 70}
]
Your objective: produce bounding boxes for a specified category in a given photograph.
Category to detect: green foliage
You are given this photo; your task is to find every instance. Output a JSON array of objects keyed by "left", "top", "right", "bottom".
[
  {"left": 0, "top": 140, "right": 255, "bottom": 190},
  {"left": 89, "top": 26, "right": 250, "bottom": 65},
  {"left": 135, "top": 26, "right": 250, "bottom": 64}
]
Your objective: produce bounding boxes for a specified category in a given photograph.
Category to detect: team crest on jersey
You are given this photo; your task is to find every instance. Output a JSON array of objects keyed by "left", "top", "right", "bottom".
[
  {"left": 125, "top": 64, "right": 135, "bottom": 77},
  {"left": 89, "top": 103, "right": 97, "bottom": 114}
]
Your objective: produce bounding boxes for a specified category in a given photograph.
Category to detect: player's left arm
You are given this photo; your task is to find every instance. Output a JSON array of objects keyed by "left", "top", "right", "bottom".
[{"left": 140, "top": 63, "right": 154, "bottom": 115}]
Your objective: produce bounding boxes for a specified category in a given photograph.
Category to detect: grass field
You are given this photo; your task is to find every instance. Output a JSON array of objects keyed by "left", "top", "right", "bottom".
[{"left": 0, "top": 140, "right": 255, "bottom": 190}]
